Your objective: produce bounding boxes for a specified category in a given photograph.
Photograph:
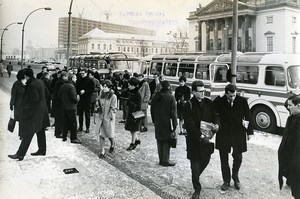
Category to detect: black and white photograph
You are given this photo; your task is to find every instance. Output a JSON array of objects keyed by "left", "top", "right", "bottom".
[{"left": 0, "top": 0, "right": 300, "bottom": 198}]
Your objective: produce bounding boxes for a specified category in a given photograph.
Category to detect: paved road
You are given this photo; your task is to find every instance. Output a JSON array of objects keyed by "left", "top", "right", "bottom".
[{"left": 0, "top": 72, "right": 293, "bottom": 199}]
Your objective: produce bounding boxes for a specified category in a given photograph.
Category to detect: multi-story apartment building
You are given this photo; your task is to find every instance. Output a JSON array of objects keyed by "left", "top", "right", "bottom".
[
  {"left": 188, "top": 0, "right": 300, "bottom": 53},
  {"left": 57, "top": 16, "right": 156, "bottom": 59},
  {"left": 78, "top": 28, "right": 189, "bottom": 57}
]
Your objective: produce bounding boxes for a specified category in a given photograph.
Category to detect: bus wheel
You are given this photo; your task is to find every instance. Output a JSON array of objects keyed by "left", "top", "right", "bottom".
[{"left": 252, "top": 106, "right": 277, "bottom": 133}]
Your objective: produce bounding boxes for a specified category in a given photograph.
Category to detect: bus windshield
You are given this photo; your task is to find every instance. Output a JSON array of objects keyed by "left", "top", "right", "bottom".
[
  {"left": 211, "top": 64, "right": 229, "bottom": 82},
  {"left": 288, "top": 65, "right": 300, "bottom": 89}
]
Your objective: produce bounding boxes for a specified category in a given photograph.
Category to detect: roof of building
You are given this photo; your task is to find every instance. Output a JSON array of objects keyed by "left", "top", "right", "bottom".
[{"left": 80, "top": 28, "right": 176, "bottom": 42}]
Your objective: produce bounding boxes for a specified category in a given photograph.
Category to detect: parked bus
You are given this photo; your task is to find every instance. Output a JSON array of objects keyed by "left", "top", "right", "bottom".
[
  {"left": 146, "top": 52, "right": 300, "bottom": 133},
  {"left": 211, "top": 52, "right": 300, "bottom": 132},
  {"left": 144, "top": 53, "right": 220, "bottom": 97},
  {"left": 69, "top": 52, "right": 141, "bottom": 78}
]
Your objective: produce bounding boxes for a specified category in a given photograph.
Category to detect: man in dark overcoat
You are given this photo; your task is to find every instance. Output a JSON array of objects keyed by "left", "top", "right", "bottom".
[
  {"left": 8, "top": 68, "right": 50, "bottom": 161},
  {"left": 213, "top": 83, "right": 254, "bottom": 191},
  {"left": 58, "top": 73, "right": 81, "bottom": 144},
  {"left": 76, "top": 68, "right": 94, "bottom": 133},
  {"left": 182, "top": 80, "right": 219, "bottom": 199},
  {"left": 278, "top": 95, "right": 300, "bottom": 199},
  {"left": 52, "top": 70, "right": 67, "bottom": 138},
  {"left": 150, "top": 80, "right": 177, "bottom": 167}
]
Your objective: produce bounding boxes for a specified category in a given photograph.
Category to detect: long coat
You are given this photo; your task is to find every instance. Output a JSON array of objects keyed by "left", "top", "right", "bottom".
[
  {"left": 213, "top": 94, "right": 254, "bottom": 153},
  {"left": 150, "top": 90, "right": 177, "bottom": 141},
  {"left": 138, "top": 80, "right": 151, "bottom": 110},
  {"left": 57, "top": 81, "right": 78, "bottom": 110},
  {"left": 91, "top": 78, "right": 101, "bottom": 103},
  {"left": 51, "top": 78, "right": 65, "bottom": 117},
  {"left": 125, "top": 87, "right": 142, "bottom": 132},
  {"left": 95, "top": 90, "right": 117, "bottom": 140},
  {"left": 19, "top": 77, "right": 50, "bottom": 138},
  {"left": 76, "top": 76, "right": 95, "bottom": 110},
  {"left": 278, "top": 113, "right": 300, "bottom": 198},
  {"left": 10, "top": 80, "right": 25, "bottom": 121},
  {"left": 182, "top": 96, "right": 219, "bottom": 161}
]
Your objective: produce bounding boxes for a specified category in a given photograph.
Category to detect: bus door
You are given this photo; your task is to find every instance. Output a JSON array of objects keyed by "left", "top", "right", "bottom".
[{"left": 209, "top": 63, "right": 230, "bottom": 99}]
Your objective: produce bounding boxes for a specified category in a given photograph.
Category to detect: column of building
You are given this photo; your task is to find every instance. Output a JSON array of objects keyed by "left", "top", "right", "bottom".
[{"left": 198, "top": 15, "right": 255, "bottom": 53}]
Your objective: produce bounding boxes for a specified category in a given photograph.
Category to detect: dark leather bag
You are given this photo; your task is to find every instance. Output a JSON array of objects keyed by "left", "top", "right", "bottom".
[{"left": 7, "top": 118, "right": 16, "bottom": 133}]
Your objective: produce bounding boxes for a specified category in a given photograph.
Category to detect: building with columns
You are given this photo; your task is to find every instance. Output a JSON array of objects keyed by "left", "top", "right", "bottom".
[
  {"left": 188, "top": 0, "right": 300, "bottom": 53},
  {"left": 78, "top": 28, "right": 188, "bottom": 57}
]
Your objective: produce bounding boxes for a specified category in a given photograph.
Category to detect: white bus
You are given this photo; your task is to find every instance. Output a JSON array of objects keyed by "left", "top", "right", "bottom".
[
  {"left": 211, "top": 52, "right": 300, "bottom": 132},
  {"left": 144, "top": 53, "right": 222, "bottom": 97},
  {"left": 146, "top": 52, "right": 300, "bottom": 133}
]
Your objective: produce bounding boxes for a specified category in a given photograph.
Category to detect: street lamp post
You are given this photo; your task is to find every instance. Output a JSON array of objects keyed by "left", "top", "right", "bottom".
[
  {"left": 1, "top": 22, "right": 23, "bottom": 61},
  {"left": 21, "top": 7, "right": 51, "bottom": 68},
  {"left": 66, "top": 0, "right": 74, "bottom": 68}
]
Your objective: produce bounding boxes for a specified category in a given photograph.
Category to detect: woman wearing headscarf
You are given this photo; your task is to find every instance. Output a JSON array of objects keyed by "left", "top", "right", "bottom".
[
  {"left": 95, "top": 80, "right": 117, "bottom": 158},
  {"left": 125, "top": 77, "right": 142, "bottom": 151}
]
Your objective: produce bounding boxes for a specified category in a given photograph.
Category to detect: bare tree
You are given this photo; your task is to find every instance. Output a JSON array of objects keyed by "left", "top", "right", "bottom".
[{"left": 172, "top": 28, "right": 189, "bottom": 53}]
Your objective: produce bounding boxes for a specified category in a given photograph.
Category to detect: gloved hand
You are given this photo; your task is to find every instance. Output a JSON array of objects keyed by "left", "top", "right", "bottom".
[
  {"left": 10, "top": 105, "right": 13, "bottom": 111},
  {"left": 200, "top": 136, "right": 210, "bottom": 144}
]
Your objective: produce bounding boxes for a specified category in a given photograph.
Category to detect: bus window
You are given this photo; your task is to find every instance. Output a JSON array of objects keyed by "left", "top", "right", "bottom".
[
  {"left": 287, "top": 65, "right": 300, "bottom": 88},
  {"left": 213, "top": 65, "right": 228, "bottom": 82},
  {"left": 195, "top": 64, "right": 210, "bottom": 80},
  {"left": 150, "top": 62, "right": 163, "bottom": 75},
  {"left": 178, "top": 63, "right": 194, "bottom": 78},
  {"left": 163, "top": 63, "right": 177, "bottom": 77},
  {"left": 236, "top": 65, "right": 258, "bottom": 84},
  {"left": 265, "top": 66, "right": 285, "bottom": 86}
]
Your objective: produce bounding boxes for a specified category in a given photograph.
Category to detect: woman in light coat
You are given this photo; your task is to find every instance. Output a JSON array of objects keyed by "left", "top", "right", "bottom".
[{"left": 95, "top": 79, "right": 117, "bottom": 159}]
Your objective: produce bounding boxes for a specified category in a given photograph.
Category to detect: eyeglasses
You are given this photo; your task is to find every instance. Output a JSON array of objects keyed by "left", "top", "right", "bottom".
[{"left": 195, "top": 90, "right": 205, "bottom": 94}]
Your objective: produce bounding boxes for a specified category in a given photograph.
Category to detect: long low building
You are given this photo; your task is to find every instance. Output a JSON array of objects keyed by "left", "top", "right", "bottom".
[{"left": 78, "top": 28, "right": 189, "bottom": 57}]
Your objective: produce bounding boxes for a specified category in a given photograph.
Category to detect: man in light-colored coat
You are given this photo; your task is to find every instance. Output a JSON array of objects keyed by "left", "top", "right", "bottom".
[{"left": 138, "top": 74, "right": 151, "bottom": 132}]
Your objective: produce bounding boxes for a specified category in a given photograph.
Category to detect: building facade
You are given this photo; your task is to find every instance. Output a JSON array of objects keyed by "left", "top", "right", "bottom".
[
  {"left": 57, "top": 16, "right": 156, "bottom": 60},
  {"left": 78, "top": 28, "right": 188, "bottom": 57},
  {"left": 188, "top": 0, "right": 300, "bottom": 53}
]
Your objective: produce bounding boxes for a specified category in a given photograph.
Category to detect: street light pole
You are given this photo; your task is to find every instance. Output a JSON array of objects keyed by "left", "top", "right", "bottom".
[
  {"left": 1, "top": 22, "right": 22, "bottom": 61},
  {"left": 231, "top": 0, "right": 238, "bottom": 85},
  {"left": 66, "top": 0, "right": 74, "bottom": 68},
  {"left": 21, "top": 7, "right": 51, "bottom": 69}
]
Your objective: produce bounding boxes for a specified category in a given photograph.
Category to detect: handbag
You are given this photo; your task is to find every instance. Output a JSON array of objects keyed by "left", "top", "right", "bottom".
[
  {"left": 132, "top": 110, "right": 145, "bottom": 119},
  {"left": 7, "top": 111, "right": 16, "bottom": 133}
]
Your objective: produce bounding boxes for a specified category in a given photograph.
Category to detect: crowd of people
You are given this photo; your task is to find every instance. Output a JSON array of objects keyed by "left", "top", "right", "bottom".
[{"left": 6, "top": 64, "right": 300, "bottom": 199}]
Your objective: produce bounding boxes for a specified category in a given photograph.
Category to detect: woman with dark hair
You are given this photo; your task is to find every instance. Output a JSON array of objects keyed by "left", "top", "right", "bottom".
[
  {"left": 95, "top": 79, "right": 117, "bottom": 158},
  {"left": 150, "top": 80, "right": 177, "bottom": 166},
  {"left": 125, "top": 77, "right": 142, "bottom": 151},
  {"left": 175, "top": 76, "right": 191, "bottom": 135},
  {"left": 10, "top": 69, "right": 26, "bottom": 122}
]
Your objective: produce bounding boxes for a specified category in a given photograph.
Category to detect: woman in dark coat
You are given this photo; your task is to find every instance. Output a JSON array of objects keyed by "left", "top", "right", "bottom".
[
  {"left": 8, "top": 68, "right": 50, "bottom": 161},
  {"left": 150, "top": 80, "right": 177, "bottom": 166},
  {"left": 10, "top": 69, "right": 26, "bottom": 122},
  {"left": 174, "top": 76, "right": 191, "bottom": 135},
  {"left": 125, "top": 77, "right": 142, "bottom": 151}
]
